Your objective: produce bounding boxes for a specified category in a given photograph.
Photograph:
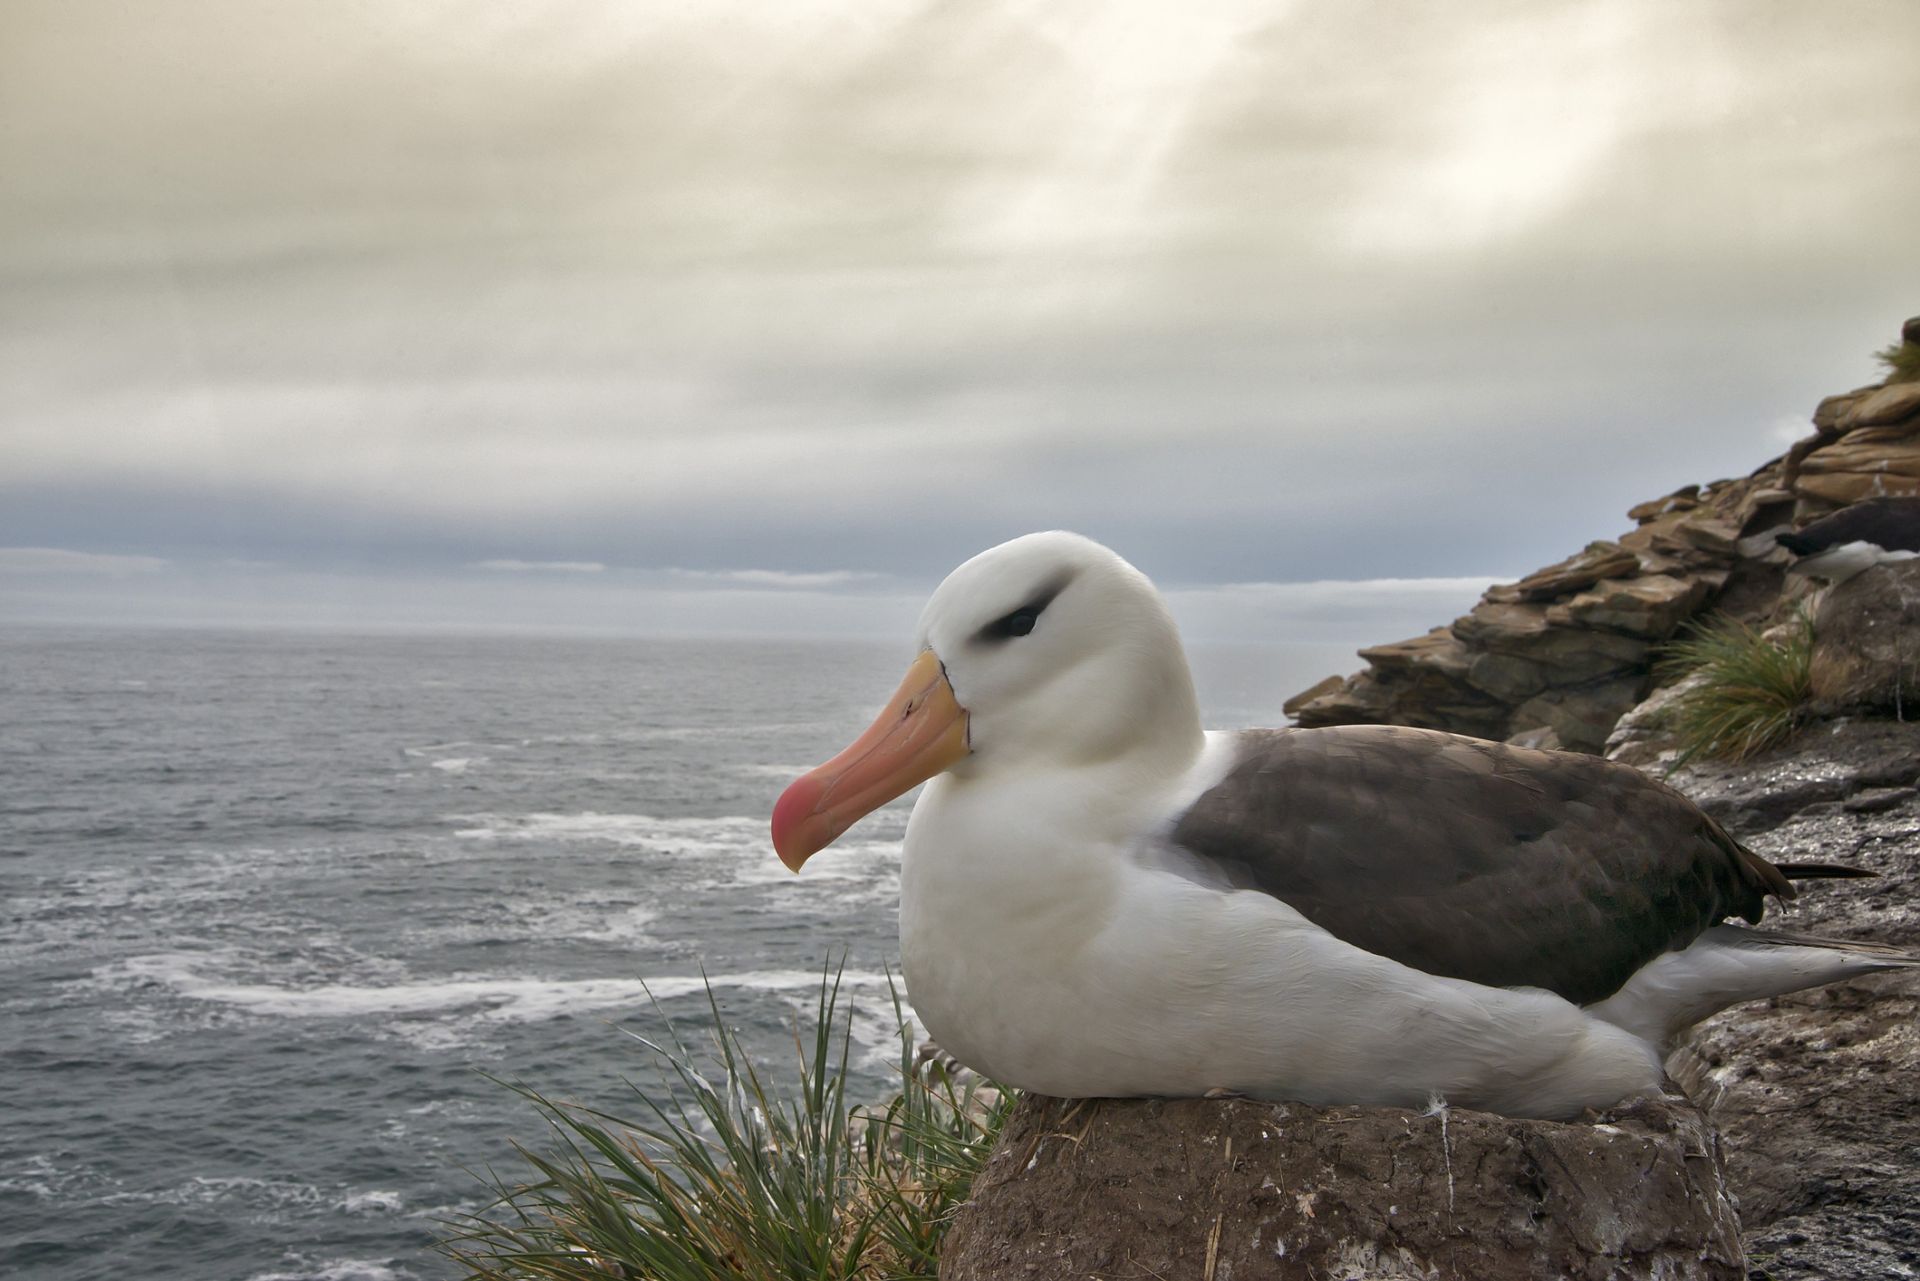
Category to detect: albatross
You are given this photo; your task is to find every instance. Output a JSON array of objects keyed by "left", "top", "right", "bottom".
[
  {"left": 1776, "top": 495, "right": 1920, "bottom": 584},
  {"left": 771, "top": 531, "right": 1916, "bottom": 1119}
]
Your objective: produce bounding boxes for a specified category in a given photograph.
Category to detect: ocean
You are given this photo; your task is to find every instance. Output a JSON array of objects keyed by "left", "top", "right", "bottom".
[{"left": 0, "top": 625, "right": 1346, "bottom": 1281}]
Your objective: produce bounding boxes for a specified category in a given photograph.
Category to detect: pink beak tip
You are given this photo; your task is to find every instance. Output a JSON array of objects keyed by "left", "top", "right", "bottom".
[{"left": 771, "top": 775, "right": 824, "bottom": 871}]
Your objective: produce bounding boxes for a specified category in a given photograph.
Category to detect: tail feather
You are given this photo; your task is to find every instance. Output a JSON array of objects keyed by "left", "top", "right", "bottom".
[
  {"left": 1587, "top": 925, "right": 1918, "bottom": 1048},
  {"left": 1716, "top": 924, "right": 1917, "bottom": 962},
  {"left": 1772, "top": 861, "right": 1880, "bottom": 881}
]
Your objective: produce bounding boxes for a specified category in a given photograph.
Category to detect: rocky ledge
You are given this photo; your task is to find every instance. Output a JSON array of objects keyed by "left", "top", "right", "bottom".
[
  {"left": 1667, "top": 717, "right": 1920, "bottom": 1280},
  {"left": 1286, "top": 318, "right": 1920, "bottom": 753},
  {"left": 943, "top": 1092, "right": 1743, "bottom": 1281}
]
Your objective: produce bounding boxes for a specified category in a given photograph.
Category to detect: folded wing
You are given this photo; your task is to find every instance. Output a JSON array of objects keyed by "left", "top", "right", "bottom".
[{"left": 1168, "top": 725, "right": 1794, "bottom": 1005}]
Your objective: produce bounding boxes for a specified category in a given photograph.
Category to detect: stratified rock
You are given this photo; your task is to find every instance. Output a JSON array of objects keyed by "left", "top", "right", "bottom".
[
  {"left": 1293, "top": 629, "right": 1512, "bottom": 740},
  {"left": 1554, "top": 574, "right": 1712, "bottom": 638},
  {"left": 1794, "top": 422, "right": 1920, "bottom": 506},
  {"left": 1358, "top": 627, "right": 1472, "bottom": 680},
  {"left": 1838, "top": 380, "right": 1920, "bottom": 430},
  {"left": 1628, "top": 486, "right": 1702, "bottom": 524},
  {"left": 1509, "top": 674, "right": 1650, "bottom": 755},
  {"left": 941, "top": 1093, "right": 1745, "bottom": 1281},
  {"left": 1283, "top": 322, "right": 1920, "bottom": 757},
  {"left": 1809, "top": 559, "right": 1920, "bottom": 713},
  {"left": 1484, "top": 540, "right": 1639, "bottom": 604},
  {"left": 1467, "top": 651, "right": 1552, "bottom": 701},
  {"left": 1281, "top": 674, "right": 1345, "bottom": 718},
  {"left": 1453, "top": 604, "right": 1652, "bottom": 683},
  {"left": 1604, "top": 671, "right": 1709, "bottom": 768}
]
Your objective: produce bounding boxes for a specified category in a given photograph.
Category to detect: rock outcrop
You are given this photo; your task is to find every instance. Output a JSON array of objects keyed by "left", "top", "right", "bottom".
[
  {"left": 1289, "top": 318, "right": 1920, "bottom": 753},
  {"left": 1662, "top": 718, "right": 1920, "bottom": 1280},
  {"left": 1809, "top": 559, "right": 1920, "bottom": 715},
  {"left": 941, "top": 1093, "right": 1745, "bottom": 1280}
]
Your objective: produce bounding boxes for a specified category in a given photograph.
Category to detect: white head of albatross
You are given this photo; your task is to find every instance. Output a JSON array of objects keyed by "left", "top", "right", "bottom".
[
  {"left": 772, "top": 531, "right": 1203, "bottom": 865},
  {"left": 773, "top": 531, "right": 1917, "bottom": 1119}
]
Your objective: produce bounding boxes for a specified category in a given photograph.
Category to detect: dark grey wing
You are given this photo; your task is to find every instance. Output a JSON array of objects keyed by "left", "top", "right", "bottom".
[{"left": 1167, "top": 725, "right": 1793, "bottom": 1005}]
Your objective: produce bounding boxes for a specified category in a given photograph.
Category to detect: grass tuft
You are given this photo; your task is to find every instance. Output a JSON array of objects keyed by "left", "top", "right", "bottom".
[
  {"left": 437, "top": 965, "right": 1011, "bottom": 1280},
  {"left": 1874, "top": 340, "right": 1920, "bottom": 384},
  {"left": 1657, "top": 611, "right": 1813, "bottom": 764}
]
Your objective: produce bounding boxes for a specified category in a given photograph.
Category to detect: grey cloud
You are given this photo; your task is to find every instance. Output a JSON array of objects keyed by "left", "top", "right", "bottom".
[
  {"left": 0, "top": 547, "right": 171, "bottom": 574},
  {"left": 2, "top": 0, "right": 1918, "bottom": 624},
  {"left": 470, "top": 559, "right": 607, "bottom": 573}
]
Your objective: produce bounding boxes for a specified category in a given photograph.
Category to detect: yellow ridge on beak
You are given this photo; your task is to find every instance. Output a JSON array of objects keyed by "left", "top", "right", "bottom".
[{"left": 771, "top": 650, "right": 969, "bottom": 871}]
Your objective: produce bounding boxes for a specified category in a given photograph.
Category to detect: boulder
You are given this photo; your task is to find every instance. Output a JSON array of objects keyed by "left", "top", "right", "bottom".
[
  {"left": 1809, "top": 559, "right": 1920, "bottom": 713},
  {"left": 941, "top": 1093, "right": 1745, "bottom": 1281}
]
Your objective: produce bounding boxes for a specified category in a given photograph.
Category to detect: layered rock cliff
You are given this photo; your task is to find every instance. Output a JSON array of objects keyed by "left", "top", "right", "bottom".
[{"left": 1286, "top": 318, "right": 1920, "bottom": 753}]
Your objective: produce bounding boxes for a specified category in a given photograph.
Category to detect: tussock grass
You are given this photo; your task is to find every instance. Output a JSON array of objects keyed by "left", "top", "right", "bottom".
[
  {"left": 1875, "top": 340, "right": 1920, "bottom": 384},
  {"left": 1657, "top": 611, "right": 1813, "bottom": 764},
  {"left": 438, "top": 967, "right": 1011, "bottom": 1280}
]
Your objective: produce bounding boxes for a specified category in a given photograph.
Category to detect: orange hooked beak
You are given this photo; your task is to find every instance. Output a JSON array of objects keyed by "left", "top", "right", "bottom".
[{"left": 771, "top": 650, "right": 970, "bottom": 871}]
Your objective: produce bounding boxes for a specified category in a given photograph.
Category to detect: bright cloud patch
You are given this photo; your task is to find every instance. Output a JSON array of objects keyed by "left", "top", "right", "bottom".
[
  {"left": 1166, "top": 576, "right": 1507, "bottom": 646},
  {"left": 0, "top": 547, "right": 170, "bottom": 575},
  {"left": 468, "top": 559, "right": 607, "bottom": 574},
  {"left": 667, "top": 568, "right": 882, "bottom": 590}
]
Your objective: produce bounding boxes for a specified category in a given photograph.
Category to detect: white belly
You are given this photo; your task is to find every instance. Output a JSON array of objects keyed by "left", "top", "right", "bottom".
[{"left": 898, "top": 779, "right": 1661, "bottom": 1119}]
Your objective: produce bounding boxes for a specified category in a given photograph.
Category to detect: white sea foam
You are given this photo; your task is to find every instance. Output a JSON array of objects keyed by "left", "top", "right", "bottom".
[
  {"left": 103, "top": 952, "right": 895, "bottom": 1029},
  {"left": 451, "top": 811, "right": 770, "bottom": 850},
  {"left": 244, "top": 1258, "right": 418, "bottom": 1281},
  {"left": 564, "top": 903, "right": 657, "bottom": 943},
  {"left": 338, "top": 1189, "right": 405, "bottom": 1214}
]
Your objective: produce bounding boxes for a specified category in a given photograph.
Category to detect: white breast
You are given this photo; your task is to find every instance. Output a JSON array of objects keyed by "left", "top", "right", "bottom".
[{"left": 896, "top": 745, "right": 1663, "bottom": 1119}]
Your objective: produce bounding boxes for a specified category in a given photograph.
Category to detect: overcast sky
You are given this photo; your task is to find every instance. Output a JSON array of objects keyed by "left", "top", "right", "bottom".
[{"left": 3, "top": 0, "right": 1918, "bottom": 641}]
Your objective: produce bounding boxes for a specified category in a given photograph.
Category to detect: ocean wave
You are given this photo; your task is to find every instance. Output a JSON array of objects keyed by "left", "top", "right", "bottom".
[
  {"left": 449, "top": 810, "right": 905, "bottom": 861},
  {"left": 451, "top": 810, "right": 767, "bottom": 849},
  {"left": 337, "top": 1189, "right": 406, "bottom": 1215},
  {"left": 0, "top": 1160, "right": 401, "bottom": 1221},
  {"left": 243, "top": 1258, "right": 419, "bottom": 1281},
  {"left": 735, "top": 763, "right": 817, "bottom": 778},
  {"left": 98, "top": 952, "right": 896, "bottom": 1026}
]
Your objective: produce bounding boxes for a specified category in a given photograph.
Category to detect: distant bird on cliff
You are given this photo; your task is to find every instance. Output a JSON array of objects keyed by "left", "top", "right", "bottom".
[
  {"left": 772, "top": 532, "right": 1917, "bottom": 1119},
  {"left": 1777, "top": 496, "right": 1920, "bottom": 584}
]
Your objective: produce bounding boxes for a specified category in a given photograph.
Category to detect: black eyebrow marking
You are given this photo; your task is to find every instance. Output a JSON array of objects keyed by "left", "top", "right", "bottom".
[{"left": 973, "top": 572, "right": 1074, "bottom": 644}]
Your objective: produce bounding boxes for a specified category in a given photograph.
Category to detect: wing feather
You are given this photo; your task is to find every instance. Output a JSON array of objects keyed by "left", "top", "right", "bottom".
[{"left": 1167, "top": 725, "right": 1792, "bottom": 1005}]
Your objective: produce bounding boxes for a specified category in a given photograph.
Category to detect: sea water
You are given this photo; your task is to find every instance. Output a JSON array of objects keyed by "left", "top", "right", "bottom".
[{"left": 0, "top": 625, "right": 1339, "bottom": 1280}]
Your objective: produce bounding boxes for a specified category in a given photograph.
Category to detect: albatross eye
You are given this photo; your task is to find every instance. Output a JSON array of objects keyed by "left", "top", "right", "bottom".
[{"left": 979, "top": 603, "right": 1043, "bottom": 641}]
